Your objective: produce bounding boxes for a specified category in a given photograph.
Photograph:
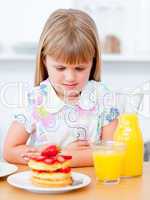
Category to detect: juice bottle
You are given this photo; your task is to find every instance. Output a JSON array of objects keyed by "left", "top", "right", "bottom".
[{"left": 114, "top": 113, "right": 144, "bottom": 177}]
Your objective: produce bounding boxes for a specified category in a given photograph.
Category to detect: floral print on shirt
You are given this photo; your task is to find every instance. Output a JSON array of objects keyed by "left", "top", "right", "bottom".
[{"left": 14, "top": 79, "right": 120, "bottom": 147}]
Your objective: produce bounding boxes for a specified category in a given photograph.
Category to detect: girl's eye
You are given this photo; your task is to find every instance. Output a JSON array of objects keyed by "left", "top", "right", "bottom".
[
  {"left": 75, "top": 68, "right": 85, "bottom": 71},
  {"left": 56, "top": 67, "right": 66, "bottom": 71}
]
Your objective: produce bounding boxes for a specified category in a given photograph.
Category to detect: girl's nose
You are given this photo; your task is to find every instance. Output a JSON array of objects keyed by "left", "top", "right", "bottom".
[{"left": 65, "top": 69, "right": 76, "bottom": 82}]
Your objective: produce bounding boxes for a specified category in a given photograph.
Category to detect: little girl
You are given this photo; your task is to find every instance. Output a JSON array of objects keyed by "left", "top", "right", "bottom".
[{"left": 3, "top": 9, "right": 119, "bottom": 166}]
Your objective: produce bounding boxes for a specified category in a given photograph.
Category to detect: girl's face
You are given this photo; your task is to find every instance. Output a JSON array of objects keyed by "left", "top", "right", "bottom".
[{"left": 45, "top": 55, "right": 93, "bottom": 101}]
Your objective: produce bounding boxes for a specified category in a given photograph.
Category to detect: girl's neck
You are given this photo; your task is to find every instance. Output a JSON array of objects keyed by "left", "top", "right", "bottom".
[
  {"left": 57, "top": 92, "right": 80, "bottom": 105},
  {"left": 48, "top": 78, "right": 81, "bottom": 105}
]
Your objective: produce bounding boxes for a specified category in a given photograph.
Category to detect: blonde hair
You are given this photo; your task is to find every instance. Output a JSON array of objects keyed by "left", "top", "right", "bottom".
[{"left": 35, "top": 9, "right": 101, "bottom": 86}]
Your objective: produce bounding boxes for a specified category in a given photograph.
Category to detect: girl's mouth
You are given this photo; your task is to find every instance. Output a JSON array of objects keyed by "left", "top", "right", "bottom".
[{"left": 63, "top": 83, "right": 78, "bottom": 89}]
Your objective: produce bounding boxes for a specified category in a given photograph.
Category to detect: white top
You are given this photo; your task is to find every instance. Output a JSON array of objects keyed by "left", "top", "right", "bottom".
[{"left": 15, "top": 79, "right": 119, "bottom": 148}]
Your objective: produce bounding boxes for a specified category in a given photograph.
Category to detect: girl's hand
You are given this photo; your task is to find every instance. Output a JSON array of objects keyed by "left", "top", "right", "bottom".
[
  {"left": 21, "top": 146, "right": 40, "bottom": 161},
  {"left": 21, "top": 144, "right": 49, "bottom": 161},
  {"left": 62, "top": 140, "right": 91, "bottom": 154},
  {"left": 62, "top": 140, "right": 93, "bottom": 167}
]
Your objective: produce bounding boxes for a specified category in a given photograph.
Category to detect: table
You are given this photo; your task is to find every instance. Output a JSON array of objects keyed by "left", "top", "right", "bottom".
[{"left": 0, "top": 163, "right": 150, "bottom": 200}]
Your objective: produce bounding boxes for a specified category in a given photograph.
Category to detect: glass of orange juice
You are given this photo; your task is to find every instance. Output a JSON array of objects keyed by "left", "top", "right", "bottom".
[{"left": 92, "top": 141, "right": 126, "bottom": 184}]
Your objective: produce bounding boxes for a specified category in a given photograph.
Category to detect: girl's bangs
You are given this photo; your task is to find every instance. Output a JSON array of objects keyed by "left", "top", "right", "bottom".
[{"left": 47, "top": 38, "right": 95, "bottom": 65}]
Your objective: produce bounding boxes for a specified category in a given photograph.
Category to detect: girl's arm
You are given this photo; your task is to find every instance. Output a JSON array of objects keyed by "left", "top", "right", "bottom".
[
  {"left": 3, "top": 122, "right": 93, "bottom": 166},
  {"left": 3, "top": 121, "right": 37, "bottom": 164},
  {"left": 101, "top": 119, "right": 118, "bottom": 140},
  {"left": 70, "top": 148, "right": 93, "bottom": 167},
  {"left": 62, "top": 140, "right": 93, "bottom": 167},
  {"left": 62, "top": 119, "right": 118, "bottom": 167}
]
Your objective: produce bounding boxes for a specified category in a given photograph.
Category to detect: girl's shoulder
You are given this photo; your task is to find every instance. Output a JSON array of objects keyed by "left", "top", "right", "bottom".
[
  {"left": 79, "top": 80, "right": 112, "bottom": 110},
  {"left": 27, "top": 79, "right": 50, "bottom": 106},
  {"left": 84, "top": 80, "right": 111, "bottom": 96},
  {"left": 27, "top": 79, "right": 65, "bottom": 113}
]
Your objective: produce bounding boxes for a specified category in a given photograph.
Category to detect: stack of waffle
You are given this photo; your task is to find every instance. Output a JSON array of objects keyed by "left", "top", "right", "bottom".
[{"left": 28, "top": 145, "right": 72, "bottom": 187}]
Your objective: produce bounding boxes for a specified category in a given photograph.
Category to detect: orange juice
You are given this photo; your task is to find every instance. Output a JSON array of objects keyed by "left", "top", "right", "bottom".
[
  {"left": 92, "top": 142, "right": 125, "bottom": 183},
  {"left": 114, "top": 113, "right": 144, "bottom": 177}
]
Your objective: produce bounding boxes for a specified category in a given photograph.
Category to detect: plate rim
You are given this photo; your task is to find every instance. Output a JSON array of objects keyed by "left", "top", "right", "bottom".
[
  {"left": 7, "top": 170, "right": 91, "bottom": 193},
  {"left": 0, "top": 161, "right": 18, "bottom": 178}
]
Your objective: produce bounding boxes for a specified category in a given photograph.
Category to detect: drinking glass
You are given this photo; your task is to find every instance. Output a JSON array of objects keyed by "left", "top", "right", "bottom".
[{"left": 92, "top": 141, "right": 126, "bottom": 184}]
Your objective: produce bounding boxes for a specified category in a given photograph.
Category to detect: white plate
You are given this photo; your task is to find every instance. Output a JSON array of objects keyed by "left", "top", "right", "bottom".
[
  {"left": 0, "top": 162, "right": 18, "bottom": 178},
  {"left": 7, "top": 171, "right": 91, "bottom": 194}
]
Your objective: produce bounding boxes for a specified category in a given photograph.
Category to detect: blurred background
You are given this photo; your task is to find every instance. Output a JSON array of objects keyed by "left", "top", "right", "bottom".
[{"left": 0, "top": 0, "right": 150, "bottom": 157}]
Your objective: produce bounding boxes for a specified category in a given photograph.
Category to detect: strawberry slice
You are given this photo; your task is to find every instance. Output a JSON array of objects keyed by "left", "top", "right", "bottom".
[
  {"left": 44, "top": 157, "right": 57, "bottom": 164},
  {"left": 31, "top": 155, "right": 46, "bottom": 161},
  {"left": 41, "top": 145, "right": 60, "bottom": 157},
  {"left": 35, "top": 170, "right": 48, "bottom": 173},
  {"left": 61, "top": 155, "right": 72, "bottom": 160},
  {"left": 59, "top": 168, "right": 71, "bottom": 173}
]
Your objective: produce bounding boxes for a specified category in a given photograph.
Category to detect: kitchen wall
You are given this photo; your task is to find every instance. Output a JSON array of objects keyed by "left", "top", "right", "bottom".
[
  {"left": 0, "top": 0, "right": 150, "bottom": 55},
  {"left": 0, "top": 0, "right": 72, "bottom": 46}
]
